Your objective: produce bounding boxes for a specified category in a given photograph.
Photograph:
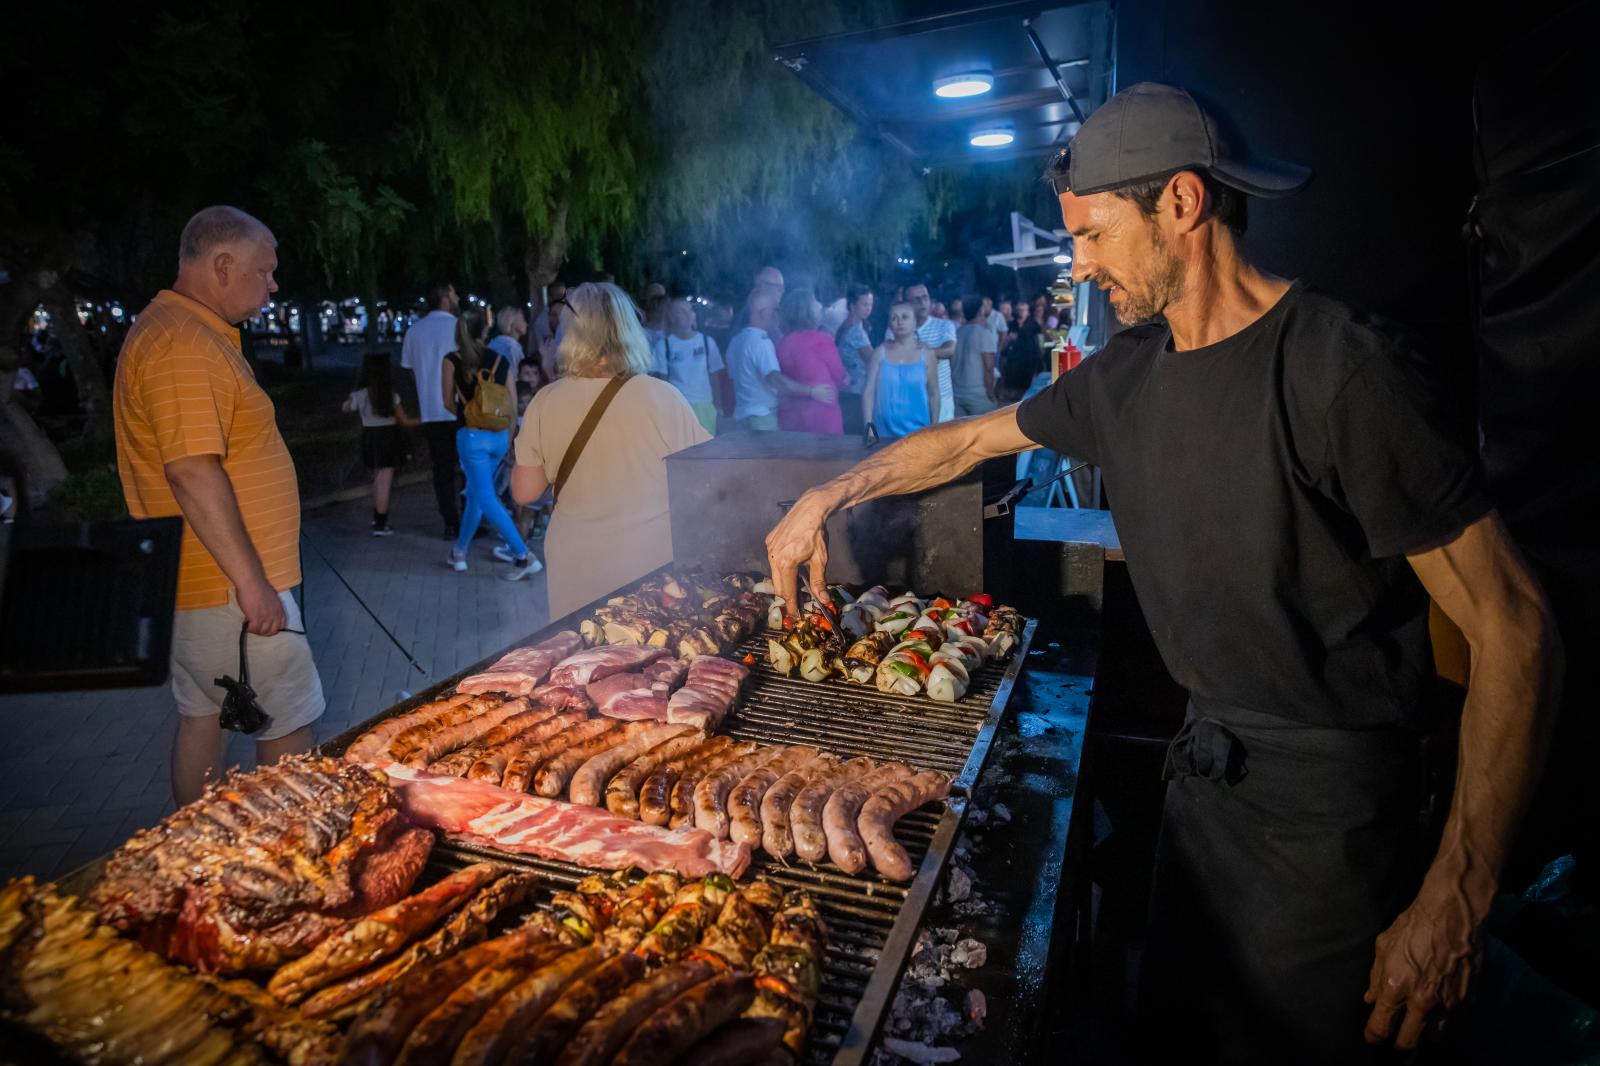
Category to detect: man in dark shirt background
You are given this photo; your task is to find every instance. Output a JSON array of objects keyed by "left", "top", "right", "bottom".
[{"left": 766, "top": 83, "right": 1562, "bottom": 1064}]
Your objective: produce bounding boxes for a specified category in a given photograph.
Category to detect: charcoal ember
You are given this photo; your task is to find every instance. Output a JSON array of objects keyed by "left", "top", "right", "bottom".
[
  {"left": 947, "top": 866, "right": 972, "bottom": 903},
  {"left": 950, "top": 938, "right": 988, "bottom": 969},
  {"left": 964, "top": 988, "right": 987, "bottom": 1027},
  {"left": 990, "top": 802, "right": 1012, "bottom": 823},
  {"left": 966, "top": 807, "right": 989, "bottom": 827}
]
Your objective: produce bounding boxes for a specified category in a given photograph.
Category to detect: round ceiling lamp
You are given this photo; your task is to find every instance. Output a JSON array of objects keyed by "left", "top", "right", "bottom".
[
  {"left": 934, "top": 72, "right": 994, "bottom": 98},
  {"left": 969, "top": 126, "right": 1015, "bottom": 148}
]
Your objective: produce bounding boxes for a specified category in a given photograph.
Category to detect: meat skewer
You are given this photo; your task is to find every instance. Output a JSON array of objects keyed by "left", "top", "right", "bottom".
[
  {"left": 610, "top": 971, "right": 758, "bottom": 1066},
  {"left": 823, "top": 763, "right": 917, "bottom": 874},
  {"left": 859, "top": 770, "right": 954, "bottom": 880},
  {"left": 450, "top": 943, "right": 614, "bottom": 1066},
  {"left": 605, "top": 734, "right": 724, "bottom": 818},
  {"left": 297, "top": 872, "right": 536, "bottom": 1020},
  {"left": 790, "top": 757, "right": 879, "bottom": 862},
  {"left": 554, "top": 959, "right": 718, "bottom": 1066},
  {"left": 569, "top": 722, "right": 695, "bottom": 807},
  {"left": 697, "top": 745, "right": 818, "bottom": 841},
  {"left": 267, "top": 862, "right": 502, "bottom": 1003},
  {"left": 503, "top": 951, "right": 648, "bottom": 1064},
  {"left": 759, "top": 753, "right": 842, "bottom": 857}
]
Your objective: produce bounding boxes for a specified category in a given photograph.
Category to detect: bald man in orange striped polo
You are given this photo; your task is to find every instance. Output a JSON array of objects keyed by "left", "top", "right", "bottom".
[{"left": 114, "top": 206, "right": 323, "bottom": 803}]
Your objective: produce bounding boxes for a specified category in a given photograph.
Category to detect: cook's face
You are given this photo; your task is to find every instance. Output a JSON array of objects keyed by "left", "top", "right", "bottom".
[
  {"left": 1059, "top": 189, "right": 1183, "bottom": 324},
  {"left": 906, "top": 285, "right": 930, "bottom": 320},
  {"left": 888, "top": 305, "right": 916, "bottom": 336},
  {"left": 225, "top": 237, "right": 279, "bottom": 323}
]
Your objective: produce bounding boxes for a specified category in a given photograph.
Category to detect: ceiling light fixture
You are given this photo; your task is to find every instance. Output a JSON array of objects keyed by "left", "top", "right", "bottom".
[
  {"left": 970, "top": 126, "right": 1015, "bottom": 148},
  {"left": 934, "top": 72, "right": 994, "bottom": 98}
]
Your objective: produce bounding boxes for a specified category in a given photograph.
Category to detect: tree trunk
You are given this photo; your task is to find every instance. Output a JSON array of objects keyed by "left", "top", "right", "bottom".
[
  {"left": 41, "top": 284, "right": 114, "bottom": 442},
  {"left": 0, "top": 270, "right": 67, "bottom": 507},
  {"left": 524, "top": 199, "right": 571, "bottom": 319}
]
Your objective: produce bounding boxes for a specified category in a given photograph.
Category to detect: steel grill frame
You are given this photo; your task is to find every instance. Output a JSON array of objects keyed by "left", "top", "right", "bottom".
[{"left": 314, "top": 574, "right": 1035, "bottom": 1065}]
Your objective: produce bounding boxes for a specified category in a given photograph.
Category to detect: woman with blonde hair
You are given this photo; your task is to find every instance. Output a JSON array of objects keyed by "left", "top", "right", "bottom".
[{"left": 511, "top": 282, "right": 710, "bottom": 618}]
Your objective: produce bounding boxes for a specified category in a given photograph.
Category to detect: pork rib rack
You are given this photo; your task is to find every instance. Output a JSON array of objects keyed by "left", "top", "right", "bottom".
[{"left": 89, "top": 754, "right": 431, "bottom": 974}]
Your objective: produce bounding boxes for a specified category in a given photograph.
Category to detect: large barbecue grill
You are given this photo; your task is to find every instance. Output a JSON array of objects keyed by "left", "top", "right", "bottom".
[{"left": 318, "top": 573, "right": 1035, "bottom": 1065}]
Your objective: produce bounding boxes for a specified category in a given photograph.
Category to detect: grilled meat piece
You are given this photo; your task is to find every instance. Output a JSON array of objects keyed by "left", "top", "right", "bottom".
[
  {"left": 554, "top": 958, "right": 718, "bottom": 1066},
  {"left": 822, "top": 762, "right": 917, "bottom": 875},
  {"left": 268, "top": 862, "right": 503, "bottom": 1003},
  {"left": 89, "top": 755, "right": 411, "bottom": 974},
  {"left": 858, "top": 770, "right": 953, "bottom": 880},
  {"left": 607, "top": 735, "right": 726, "bottom": 819},
  {"left": 611, "top": 971, "right": 758, "bottom": 1066},
  {"left": 450, "top": 943, "right": 613, "bottom": 1066}
]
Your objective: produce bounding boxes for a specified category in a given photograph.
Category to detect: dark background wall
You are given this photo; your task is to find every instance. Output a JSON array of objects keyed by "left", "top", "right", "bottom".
[{"left": 1112, "top": 0, "right": 1567, "bottom": 370}]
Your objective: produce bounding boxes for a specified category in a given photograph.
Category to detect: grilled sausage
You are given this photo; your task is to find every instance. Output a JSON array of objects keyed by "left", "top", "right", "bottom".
[
  {"left": 387, "top": 696, "right": 501, "bottom": 765},
  {"left": 790, "top": 757, "right": 878, "bottom": 862},
  {"left": 758, "top": 754, "right": 841, "bottom": 857},
  {"left": 669, "top": 741, "right": 760, "bottom": 824},
  {"left": 502, "top": 718, "right": 616, "bottom": 792},
  {"left": 553, "top": 959, "right": 717, "bottom": 1066},
  {"left": 503, "top": 951, "right": 647, "bottom": 1064},
  {"left": 697, "top": 746, "right": 816, "bottom": 840},
  {"left": 607, "top": 735, "right": 726, "bottom": 818},
  {"left": 394, "top": 953, "right": 547, "bottom": 1065},
  {"left": 859, "top": 770, "right": 952, "bottom": 880},
  {"left": 345, "top": 694, "right": 474, "bottom": 762},
  {"left": 639, "top": 739, "right": 749, "bottom": 826},
  {"left": 726, "top": 749, "right": 824, "bottom": 848},
  {"left": 433, "top": 706, "right": 560, "bottom": 774},
  {"left": 823, "top": 763, "right": 916, "bottom": 875},
  {"left": 569, "top": 723, "right": 693, "bottom": 807},
  {"left": 531, "top": 721, "right": 630, "bottom": 797},
  {"left": 610, "top": 972, "right": 757, "bottom": 1066},
  {"left": 465, "top": 711, "right": 586, "bottom": 785},
  {"left": 449, "top": 944, "right": 612, "bottom": 1066}
]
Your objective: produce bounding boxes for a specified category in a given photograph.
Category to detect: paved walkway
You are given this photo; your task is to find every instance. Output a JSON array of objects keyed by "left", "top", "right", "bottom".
[{"left": 0, "top": 487, "right": 551, "bottom": 882}]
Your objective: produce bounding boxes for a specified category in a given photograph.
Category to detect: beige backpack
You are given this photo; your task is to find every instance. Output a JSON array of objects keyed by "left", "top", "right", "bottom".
[{"left": 462, "top": 355, "right": 513, "bottom": 431}]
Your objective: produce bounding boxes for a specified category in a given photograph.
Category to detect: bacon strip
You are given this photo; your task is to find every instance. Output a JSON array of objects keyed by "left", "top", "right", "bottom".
[{"left": 456, "top": 631, "right": 585, "bottom": 696}]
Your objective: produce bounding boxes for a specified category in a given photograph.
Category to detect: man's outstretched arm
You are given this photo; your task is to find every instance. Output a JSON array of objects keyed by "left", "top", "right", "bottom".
[
  {"left": 765, "top": 404, "right": 1034, "bottom": 612},
  {"left": 1364, "top": 510, "right": 1562, "bottom": 1049}
]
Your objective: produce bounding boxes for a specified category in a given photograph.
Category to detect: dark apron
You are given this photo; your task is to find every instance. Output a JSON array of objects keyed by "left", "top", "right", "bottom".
[{"left": 1137, "top": 698, "right": 1423, "bottom": 1065}]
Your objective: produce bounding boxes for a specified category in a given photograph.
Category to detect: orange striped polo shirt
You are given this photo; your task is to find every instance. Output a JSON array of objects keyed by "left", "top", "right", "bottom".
[{"left": 114, "top": 289, "right": 301, "bottom": 610}]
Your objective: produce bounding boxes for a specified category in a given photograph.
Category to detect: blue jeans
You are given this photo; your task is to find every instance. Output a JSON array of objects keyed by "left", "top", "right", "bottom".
[{"left": 454, "top": 428, "right": 528, "bottom": 559}]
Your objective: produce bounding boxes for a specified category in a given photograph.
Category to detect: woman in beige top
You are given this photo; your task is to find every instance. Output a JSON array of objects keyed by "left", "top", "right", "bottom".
[{"left": 511, "top": 282, "right": 711, "bottom": 620}]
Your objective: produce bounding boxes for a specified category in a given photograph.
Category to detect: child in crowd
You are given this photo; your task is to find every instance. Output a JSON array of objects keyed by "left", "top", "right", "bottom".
[{"left": 343, "top": 351, "right": 418, "bottom": 535}]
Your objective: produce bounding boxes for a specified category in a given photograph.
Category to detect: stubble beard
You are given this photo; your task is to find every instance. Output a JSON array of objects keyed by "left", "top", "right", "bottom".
[{"left": 1111, "top": 226, "right": 1187, "bottom": 325}]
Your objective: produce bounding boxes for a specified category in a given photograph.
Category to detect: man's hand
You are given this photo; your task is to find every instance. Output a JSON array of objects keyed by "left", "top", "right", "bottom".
[
  {"left": 237, "top": 579, "right": 287, "bottom": 637},
  {"left": 1363, "top": 872, "right": 1487, "bottom": 1048},
  {"left": 812, "top": 384, "right": 837, "bottom": 405},
  {"left": 765, "top": 493, "right": 834, "bottom": 618}
]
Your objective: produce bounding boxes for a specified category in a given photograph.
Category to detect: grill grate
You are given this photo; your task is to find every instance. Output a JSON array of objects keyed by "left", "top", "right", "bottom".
[{"left": 322, "top": 604, "right": 1034, "bottom": 1064}]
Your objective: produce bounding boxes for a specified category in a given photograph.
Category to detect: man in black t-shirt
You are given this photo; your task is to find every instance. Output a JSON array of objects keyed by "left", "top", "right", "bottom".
[{"left": 766, "top": 83, "right": 1562, "bottom": 1064}]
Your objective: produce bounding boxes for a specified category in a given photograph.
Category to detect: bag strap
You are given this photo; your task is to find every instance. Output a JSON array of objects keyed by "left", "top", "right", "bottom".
[
  {"left": 479, "top": 354, "right": 503, "bottom": 382},
  {"left": 553, "top": 375, "right": 629, "bottom": 502}
]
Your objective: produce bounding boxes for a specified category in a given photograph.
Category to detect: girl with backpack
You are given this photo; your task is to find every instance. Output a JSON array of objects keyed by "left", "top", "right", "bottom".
[
  {"left": 343, "top": 351, "right": 418, "bottom": 535},
  {"left": 441, "top": 306, "right": 541, "bottom": 579}
]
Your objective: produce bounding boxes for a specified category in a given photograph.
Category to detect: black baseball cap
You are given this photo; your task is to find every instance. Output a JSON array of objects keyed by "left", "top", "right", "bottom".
[{"left": 1049, "top": 82, "right": 1311, "bottom": 198}]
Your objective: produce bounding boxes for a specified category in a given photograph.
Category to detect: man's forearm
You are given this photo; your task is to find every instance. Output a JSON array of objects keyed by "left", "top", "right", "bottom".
[
  {"left": 804, "top": 405, "right": 1029, "bottom": 516},
  {"left": 1430, "top": 616, "right": 1562, "bottom": 909},
  {"left": 165, "top": 457, "right": 271, "bottom": 592}
]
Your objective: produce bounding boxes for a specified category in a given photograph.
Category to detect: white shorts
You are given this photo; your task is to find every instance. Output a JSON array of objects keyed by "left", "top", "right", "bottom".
[{"left": 170, "top": 588, "right": 325, "bottom": 741}]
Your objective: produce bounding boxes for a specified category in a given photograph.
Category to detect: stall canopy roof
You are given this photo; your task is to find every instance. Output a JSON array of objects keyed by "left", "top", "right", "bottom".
[{"left": 774, "top": 1, "right": 1115, "bottom": 166}]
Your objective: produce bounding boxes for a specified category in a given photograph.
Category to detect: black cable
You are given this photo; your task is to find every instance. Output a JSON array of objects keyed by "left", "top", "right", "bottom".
[{"left": 299, "top": 531, "right": 430, "bottom": 677}]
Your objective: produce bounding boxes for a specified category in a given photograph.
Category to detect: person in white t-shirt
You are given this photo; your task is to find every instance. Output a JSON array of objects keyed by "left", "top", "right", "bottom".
[
  {"left": 652, "top": 298, "right": 727, "bottom": 434},
  {"left": 905, "top": 283, "right": 957, "bottom": 422},
  {"left": 399, "top": 280, "right": 462, "bottom": 536},
  {"left": 725, "top": 290, "right": 829, "bottom": 430},
  {"left": 488, "top": 304, "right": 527, "bottom": 382},
  {"left": 981, "top": 294, "right": 1009, "bottom": 360}
]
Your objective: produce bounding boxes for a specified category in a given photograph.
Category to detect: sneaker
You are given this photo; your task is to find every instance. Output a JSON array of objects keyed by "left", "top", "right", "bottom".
[
  {"left": 448, "top": 549, "right": 468, "bottom": 573},
  {"left": 371, "top": 526, "right": 394, "bottom": 537},
  {"left": 492, "top": 544, "right": 517, "bottom": 564},
  {"left": 502, "top": 557, "right": 544, "bottom": 581}
]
